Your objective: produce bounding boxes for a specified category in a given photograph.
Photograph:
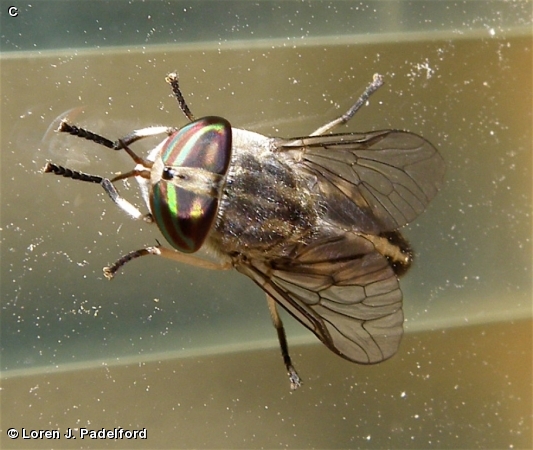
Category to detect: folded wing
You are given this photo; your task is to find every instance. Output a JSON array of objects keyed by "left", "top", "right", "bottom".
[
  {"left": 236, "top": 232, "right": 404, "bottom": 364},
  {"left": 277, "top": 130, "right": 445, "bottom": 231}
]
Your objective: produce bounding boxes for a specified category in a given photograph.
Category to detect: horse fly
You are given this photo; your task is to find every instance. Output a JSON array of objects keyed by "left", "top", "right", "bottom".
[{"left": 44, "top": 73, "right": 445, "bottom": 389}]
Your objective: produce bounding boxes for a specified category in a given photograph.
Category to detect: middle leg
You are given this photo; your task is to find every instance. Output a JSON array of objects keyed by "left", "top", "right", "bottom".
[{"left": 309, "top": 73, "right": 384, "bottom": 136}]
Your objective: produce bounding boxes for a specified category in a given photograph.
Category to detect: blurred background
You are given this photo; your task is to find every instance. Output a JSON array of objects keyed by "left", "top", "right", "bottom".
[{"left": 1, "top": 1, "right": 531, "bottom": 448}]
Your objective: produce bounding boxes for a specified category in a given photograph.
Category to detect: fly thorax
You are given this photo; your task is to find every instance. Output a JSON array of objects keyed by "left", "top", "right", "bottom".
[{"left": 213, "top": 148, "right": 317, "bottom": 256}]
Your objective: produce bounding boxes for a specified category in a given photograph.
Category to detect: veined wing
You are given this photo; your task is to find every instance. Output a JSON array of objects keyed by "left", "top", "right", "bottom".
[
  {"left": 236, "top": 232, "right": 404, "bottom": 364},
  {"left": 276, "top": 130, "right": 445, "bottom": 232}
]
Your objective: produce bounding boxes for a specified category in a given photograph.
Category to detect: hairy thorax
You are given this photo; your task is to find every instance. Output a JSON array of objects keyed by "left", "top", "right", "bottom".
[{"left": 210, "top": 129, "right": 318, "bottom": 259}]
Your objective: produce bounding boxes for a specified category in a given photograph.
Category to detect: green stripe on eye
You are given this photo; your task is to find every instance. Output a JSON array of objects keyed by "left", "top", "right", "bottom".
[{"left": 165, "top": 181, "right": 178, "bottom": 218}]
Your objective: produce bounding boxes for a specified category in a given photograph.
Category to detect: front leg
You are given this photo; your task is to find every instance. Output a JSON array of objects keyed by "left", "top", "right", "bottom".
[
  {"left": 43, "top": 162, "right": 147, "bottom": 220},
  {"left": 58, "top": 120, "right": 175, "bottom": 151},
  {"left": 57, "top": 120, "right": 175, "bottom": 169}
]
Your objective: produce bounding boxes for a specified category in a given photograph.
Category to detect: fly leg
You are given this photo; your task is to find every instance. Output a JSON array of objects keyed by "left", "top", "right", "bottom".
[
  {"left": 267, "top": 295, "right": 302, "bottom": 390},
  {"left": 44, "top": 121, "right": 178, "bottom": 219},
  {"left": 165, "top": 72, "right": 195, "bottom": 122},
  {"left": 309, "top": 73, "right": 384, "bottom": 136},
  {"left": 57, "top": 120, "right": 176, "bottom": 158},
  {"left": 43, "top": 162, "right": 147, "bottom": 220},
  {"left": 103, "top": 243, "right": 232, "bottom": 279}
]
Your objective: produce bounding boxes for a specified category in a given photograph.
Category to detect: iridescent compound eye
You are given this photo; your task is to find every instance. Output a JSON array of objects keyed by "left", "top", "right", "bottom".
[{"left": 150, "top": 116, "right": 232, "bottom": 253}]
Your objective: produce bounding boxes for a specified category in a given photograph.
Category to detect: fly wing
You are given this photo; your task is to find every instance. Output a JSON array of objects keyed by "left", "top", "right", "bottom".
[
  {"left": 276, "top": 130, "right": 445, "bottom": 231},
  {"left": 236, "top": 232, "right": 404, "bottom": 364}
]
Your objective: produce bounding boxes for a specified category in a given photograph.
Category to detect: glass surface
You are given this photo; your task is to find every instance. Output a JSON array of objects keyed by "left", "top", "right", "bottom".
[{"left": 1, "top": 1, "right": 531, "bottom": 448}]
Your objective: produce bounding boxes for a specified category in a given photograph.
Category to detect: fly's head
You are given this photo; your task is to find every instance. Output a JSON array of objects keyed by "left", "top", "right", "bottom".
[{"left": 147, "top": 116, "right": 232, "bottom": 253}]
